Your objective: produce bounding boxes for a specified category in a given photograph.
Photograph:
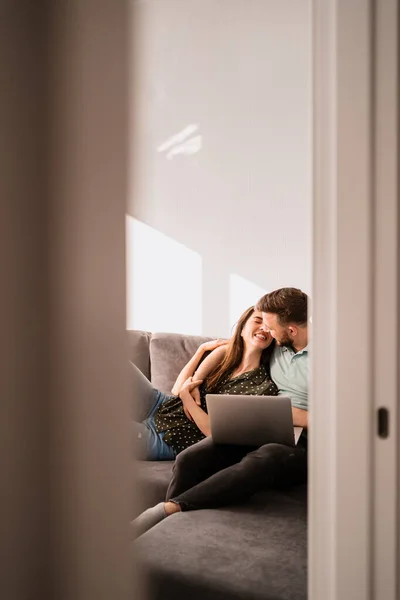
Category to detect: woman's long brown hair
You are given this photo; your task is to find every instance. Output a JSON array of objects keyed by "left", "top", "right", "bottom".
[{"left": 205, "top": 306, "right": 274, "bottom": 392}]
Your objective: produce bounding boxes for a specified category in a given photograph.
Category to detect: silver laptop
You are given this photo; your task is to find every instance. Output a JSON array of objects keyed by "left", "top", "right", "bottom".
[{"left": 206, "top": 394, "right": 303, "bottom": 447}]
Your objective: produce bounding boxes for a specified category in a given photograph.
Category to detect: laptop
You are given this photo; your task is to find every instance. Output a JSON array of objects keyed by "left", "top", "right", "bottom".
[{"left": 206, "top": 394, "right": 303, "bottom": 447}]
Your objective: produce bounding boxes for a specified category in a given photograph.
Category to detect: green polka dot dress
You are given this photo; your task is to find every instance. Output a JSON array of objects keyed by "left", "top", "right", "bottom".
[{"left": 154, "top": 364, "right": 278, "bottom": 454}]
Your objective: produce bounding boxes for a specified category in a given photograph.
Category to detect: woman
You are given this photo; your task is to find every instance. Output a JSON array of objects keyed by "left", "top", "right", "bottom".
[{"left": 131, "top": 306, "right": 277, "bottom": 461}]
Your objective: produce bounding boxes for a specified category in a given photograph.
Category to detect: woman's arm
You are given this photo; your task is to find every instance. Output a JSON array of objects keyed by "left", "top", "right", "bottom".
[
  {"left": 182, "top": 381, "right": 309, "bottom": 437},
  {"left": 189, "top": 345, "right": 228, "bottom": 406},
  {"left": 171, "top": 340, "right": 228, "bottom": 395},
  {"left": 179, "top": 379, "right": 211, "bottom": 437}
]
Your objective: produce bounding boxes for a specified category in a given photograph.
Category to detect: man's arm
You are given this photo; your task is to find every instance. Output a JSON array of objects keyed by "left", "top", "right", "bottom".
[
  {"left": 193, "top": 345, "right": 227, "bottom": 381},
  {"left": 171, "top": 340, "right": 227, "bottom": 395},
  {"left": 292, "top": 406, "right": 308, "bottom": 429}
]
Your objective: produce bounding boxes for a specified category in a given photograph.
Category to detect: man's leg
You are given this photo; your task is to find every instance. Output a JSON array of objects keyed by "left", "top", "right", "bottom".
[
  {"left": 170, "top": 441, "right": 307, "bottom": 511},
  {"left": 166, "top": 436, "right": 251, "bottom": 500}
]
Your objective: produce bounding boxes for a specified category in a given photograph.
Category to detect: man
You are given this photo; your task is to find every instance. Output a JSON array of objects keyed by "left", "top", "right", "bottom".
[
  {"left": 257, "top": 287, "right": 309, "bottom": 430},
  {"left": 132, "top": 287, "right": 310, "bottom": 538}
]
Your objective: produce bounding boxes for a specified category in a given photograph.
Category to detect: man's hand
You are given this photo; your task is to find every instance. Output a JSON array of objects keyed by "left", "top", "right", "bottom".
[{"left": 198, "top": 339, "right": 229, "bottom": 353}]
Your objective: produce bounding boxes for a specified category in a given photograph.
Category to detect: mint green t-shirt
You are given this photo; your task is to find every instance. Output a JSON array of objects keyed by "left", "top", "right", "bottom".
[{"left": 269, "top": 344, "right": 309, "bottom": 411}]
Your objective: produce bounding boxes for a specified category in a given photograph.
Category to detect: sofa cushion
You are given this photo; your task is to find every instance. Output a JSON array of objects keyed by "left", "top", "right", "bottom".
[
  {"left": 128, "top": 330, "right": 152, "bottom": 379},
  {"left": 149, "top": 332, "right": 213, "bottom": 393},
  {"left": 135, "top": 485, "right": 307, "bottom": 600}
]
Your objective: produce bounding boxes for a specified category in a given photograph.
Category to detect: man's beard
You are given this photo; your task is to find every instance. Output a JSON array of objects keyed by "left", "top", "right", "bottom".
[{"left": 276, "top": 333, "right": 293, "bottom": 348}]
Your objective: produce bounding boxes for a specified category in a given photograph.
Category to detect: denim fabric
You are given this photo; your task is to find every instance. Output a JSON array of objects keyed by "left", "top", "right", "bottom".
[
  {"left": 142, "top": 389, "right": 176, "bottom": 460},
  {"left": 130, "top": 361, "right": 177, "bottom": 460}
]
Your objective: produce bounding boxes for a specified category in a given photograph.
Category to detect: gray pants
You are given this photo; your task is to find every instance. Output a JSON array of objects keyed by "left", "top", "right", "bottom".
[{"left": 167, "top": 436, "right": 307, "bottom": 510}]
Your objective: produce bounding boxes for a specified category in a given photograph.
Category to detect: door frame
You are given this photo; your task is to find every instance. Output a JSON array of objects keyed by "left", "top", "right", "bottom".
[{"left": 310, "top": 1, "right": 399, "bottom": 599}]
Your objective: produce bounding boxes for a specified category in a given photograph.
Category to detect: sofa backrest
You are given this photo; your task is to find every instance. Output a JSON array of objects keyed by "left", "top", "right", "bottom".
[
  {"left": 128, "top": 330, "right": 213, "bottom": 393},
  {"left": 149, "top": 332, "right": 213, "bottom": 393}
]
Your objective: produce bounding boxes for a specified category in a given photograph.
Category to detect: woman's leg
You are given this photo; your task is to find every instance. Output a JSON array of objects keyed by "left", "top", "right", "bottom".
[
  {"left": 129, "top": 361, "right": 167, "bottom": 421},
  {"left": 132, "top": 419, "right": 176, "bottom": 461},
  {"left": 130, "top": 361, "right": 176, "bottom": 460},
  {"left": 170, "top": 441, "right": 308, "bottom": 511}
]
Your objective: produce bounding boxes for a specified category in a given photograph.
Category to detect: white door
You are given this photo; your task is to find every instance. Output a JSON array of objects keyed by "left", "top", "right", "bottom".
[{"left": 310, "top": 1, "right": 399, "bottom": 599}]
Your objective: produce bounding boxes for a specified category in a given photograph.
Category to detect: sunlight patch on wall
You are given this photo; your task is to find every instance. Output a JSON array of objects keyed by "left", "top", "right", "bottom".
[
  {"left": 157, "top": 123, "right": 202, "bottom": 160},
  {"left": 126, "top": 216, "right": 202, "bottom": 334},
  {"left": 229, "top": 274, "right": 267, "bottom": 333}
]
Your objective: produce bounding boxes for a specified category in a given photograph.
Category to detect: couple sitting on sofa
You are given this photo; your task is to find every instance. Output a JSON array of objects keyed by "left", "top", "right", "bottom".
[{"left": 131, "top": 287, "right": 309, "bottom": 538}]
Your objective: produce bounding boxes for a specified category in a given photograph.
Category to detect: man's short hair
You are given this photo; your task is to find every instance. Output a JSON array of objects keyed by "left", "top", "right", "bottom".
[{"left": 256, "top": 287, "right": 309, "bottom": 326}]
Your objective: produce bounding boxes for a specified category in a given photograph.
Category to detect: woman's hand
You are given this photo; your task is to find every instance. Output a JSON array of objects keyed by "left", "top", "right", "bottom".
[
  {"left": 180, "top": 377, "right": 203, "bottom": 422},
  {"left": 198, "top": 339, "right": 229, "bottom": 353},
  {"left": 180, "top": 377, "right": 203, "bottom": 402},
  {"left": 179, "top": 377, "right": 211, "bottom": 437},
  {"left": 191, "top": 384, "right": 201, "bottom": 406}
]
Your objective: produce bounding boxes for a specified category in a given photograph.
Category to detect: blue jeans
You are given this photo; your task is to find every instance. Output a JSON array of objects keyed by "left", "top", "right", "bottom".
[{"left": 130, "top": 362, "right": 176, "bottom": 461}]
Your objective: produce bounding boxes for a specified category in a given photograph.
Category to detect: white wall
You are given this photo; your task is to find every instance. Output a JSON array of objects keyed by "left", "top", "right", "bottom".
[{"left": 127, "top": 0, "right": 311, "bottom": 337}]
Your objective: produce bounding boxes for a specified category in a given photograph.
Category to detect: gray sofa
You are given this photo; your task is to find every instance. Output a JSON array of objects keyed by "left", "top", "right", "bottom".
[{"left": 129, "top": 330, "right": 307, "bottom": 600}]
